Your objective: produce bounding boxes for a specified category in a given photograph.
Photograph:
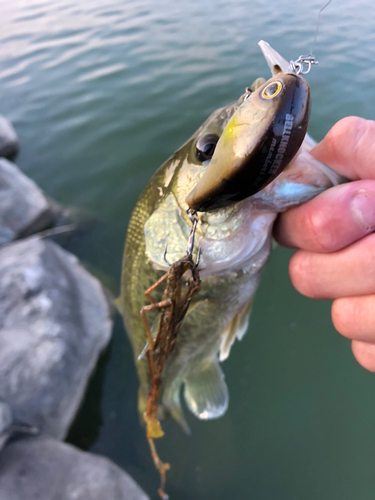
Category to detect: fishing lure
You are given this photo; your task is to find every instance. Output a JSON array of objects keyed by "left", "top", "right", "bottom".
[{"left": 186, "top": 56, "right": 317, "bottom": 212}]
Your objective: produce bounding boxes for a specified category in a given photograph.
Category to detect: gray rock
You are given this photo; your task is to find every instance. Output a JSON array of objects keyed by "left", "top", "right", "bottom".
[
  {"left": 0, "top": 158, "right": 59, "bottom": 245},
  {"left": 0, "top": 401, "right": 38, "bottom": 451},
  {"left": 0, "top": 237, "right": 113, "bottom": 439},
  {"left": 0, "top": 437, "right": 149, "bottom": 500},
  {"left": 0, "top": 116, "right": 18, "bottom": 158},
  {"left": 0, "top": 402, "right": 12, "bottom": 451}
]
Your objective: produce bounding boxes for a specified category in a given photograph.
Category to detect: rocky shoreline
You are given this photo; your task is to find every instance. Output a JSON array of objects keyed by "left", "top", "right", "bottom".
[{"left": 0, "top": 115, "right": 149, "bottom": 500}]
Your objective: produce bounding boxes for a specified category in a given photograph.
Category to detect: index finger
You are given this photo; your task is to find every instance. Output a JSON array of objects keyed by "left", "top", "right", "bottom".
[
  {"left": 274, "top": 117, "right": 375, "bottom": 251},
  {"left": 312, "top": 116, "right": 375, "bottom": 180},
  {"left": 273, "top": 180, "right": 375, "bottom": 252}
]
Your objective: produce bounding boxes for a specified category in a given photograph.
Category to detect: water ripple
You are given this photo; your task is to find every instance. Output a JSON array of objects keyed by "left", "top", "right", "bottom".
[{"left": 78, "top": 63, "right": 127, "bottom": 82}]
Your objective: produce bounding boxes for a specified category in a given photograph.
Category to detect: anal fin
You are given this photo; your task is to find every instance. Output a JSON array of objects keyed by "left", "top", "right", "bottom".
[
  {"left": 161, "top": 385, "right": 191, "bottom": 434},
  {"left": 184, "top": 360, "right": 228, "bottom": 420},
  {"left": 166, "top": 395, "right": 191, "bottom": 435}
]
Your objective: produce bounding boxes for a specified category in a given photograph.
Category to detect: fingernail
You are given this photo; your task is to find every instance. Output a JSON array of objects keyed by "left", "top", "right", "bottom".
[{"left": 351, "top": 190, "right": 375, "bottom": 232}]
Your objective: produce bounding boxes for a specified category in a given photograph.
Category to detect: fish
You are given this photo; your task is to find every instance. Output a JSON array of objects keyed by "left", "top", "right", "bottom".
[{"left": 119, "top": 41, "right": 344, "bottom": 428}]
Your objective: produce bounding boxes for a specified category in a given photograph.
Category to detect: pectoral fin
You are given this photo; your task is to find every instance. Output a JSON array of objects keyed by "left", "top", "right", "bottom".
[
  {"left": 184, "top": 360, "right": 229, "bottom": 420},
  {"left": 219, "top": 299, "right": 253, "bottom": 361}
]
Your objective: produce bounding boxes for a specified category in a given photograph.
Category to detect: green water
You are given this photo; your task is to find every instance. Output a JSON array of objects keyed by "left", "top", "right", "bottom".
[{"left": 1, "top": 1, "right": 375, "bottom": 498}]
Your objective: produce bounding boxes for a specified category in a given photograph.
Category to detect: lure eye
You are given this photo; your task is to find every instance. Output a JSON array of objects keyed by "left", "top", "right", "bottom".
[
  {"left": 195, "top": 134, "right": 219, "bottom": 162},
  {"left": 261, "top": 81, "right": 283, "bottom": 99}
]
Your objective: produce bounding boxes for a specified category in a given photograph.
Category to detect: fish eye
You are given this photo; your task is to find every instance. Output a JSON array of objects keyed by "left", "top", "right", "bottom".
[
  {"left": 261, "top": 81, "right": 283, "bottom": 99},
  {"left": 195, "top": 134, "right": 219, "bottom": 162}
]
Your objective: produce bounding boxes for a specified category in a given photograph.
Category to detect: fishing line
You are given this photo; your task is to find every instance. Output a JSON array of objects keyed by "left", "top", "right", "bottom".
[
  {"left": 289, "top": 0, "right": 333, "bottom": 75},
  {"left": 310, "top": 0, "right": 334, "bottom": 55}
]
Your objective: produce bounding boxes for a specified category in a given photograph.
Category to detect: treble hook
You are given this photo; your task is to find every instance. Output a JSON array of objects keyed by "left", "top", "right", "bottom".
[
  {"left": 194, "top": 246, "right": 202, "bottom": 270},
  {"left": 163, "top": 244, "right": 171, "bottom": 267},
  {"left": 186, "top": 209, "right": 199, "bottom": 257},
  {"left": 244, "top": 87, "right": 253, "bottom": 100},
  {"left": 186, "top": 208, "right": 202, "bottom": 276},
  {"left": 162, "top": 210, "right": 201, "bottom": 270}
]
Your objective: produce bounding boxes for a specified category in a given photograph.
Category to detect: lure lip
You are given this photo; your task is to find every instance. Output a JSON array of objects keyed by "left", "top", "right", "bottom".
[
  {"left": 186, "top": 72, "right": 311, "bottom": 212},
  {"left": 258, "top": 40, "right": 291, "bottom": 75}
]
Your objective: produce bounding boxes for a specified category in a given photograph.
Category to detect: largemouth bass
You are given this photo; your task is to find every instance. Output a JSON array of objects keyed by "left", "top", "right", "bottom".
[{"left": 120, "top": 41, "right": 343, "bottom": 427}]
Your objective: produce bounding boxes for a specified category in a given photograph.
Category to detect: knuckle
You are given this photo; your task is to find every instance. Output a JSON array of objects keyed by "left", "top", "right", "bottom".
[
  {"left": 326, "top": 117, "right": 375, "bottom": 177},
  {"left": 333, "top": 295, "right": 375, "bottom": 342},
  {"left": 331, "top": 298, "right": 353, "bottom": 337},
  {"left": 289, "top": 251, "right": 316, "bottom": 297},
  {"left": 363, "top": 235, "right": 375, "bottom": 266},
  {"left": 333, "top": 116, "right": 364, "bottom": 137},
  {"left": 327, "top": 116, "right": 364, "bottom": 157},
  {"left": 352, "top": 340, "right": 375, "bottom": 373},
  {"left": 302, "top": 208, "right": 336, "bottom": 252},
  {"left": 350, "top": 118, "right": 375, "bottom": 167}
]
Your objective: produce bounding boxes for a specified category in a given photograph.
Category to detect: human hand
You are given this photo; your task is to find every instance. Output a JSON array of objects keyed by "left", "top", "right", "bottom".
[{"left": 274, "top": 117, "right": 375, "bottom": 371}]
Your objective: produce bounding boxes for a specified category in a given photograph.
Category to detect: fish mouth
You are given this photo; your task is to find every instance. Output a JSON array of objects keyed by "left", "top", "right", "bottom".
[{"left": 198, "top": 204, "right": 277, "bottom": 277}]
